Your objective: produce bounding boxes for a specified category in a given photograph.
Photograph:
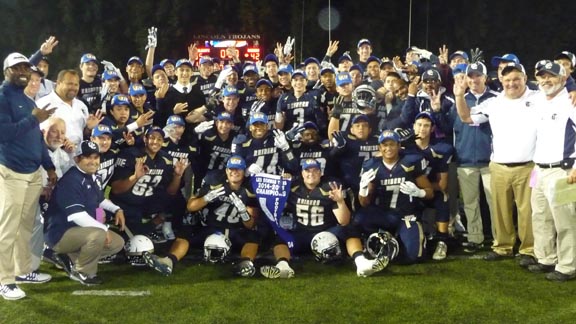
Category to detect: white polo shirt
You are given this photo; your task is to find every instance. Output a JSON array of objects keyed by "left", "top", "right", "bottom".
[
  {"left": 37, "top": 91, "right": 89, "bottom": 146},
  {"left": 532, "top": 88, "right": 576, "bottom": 165},
  {"left": 470, "top": 88, "right": 539, "bottom": 164}
]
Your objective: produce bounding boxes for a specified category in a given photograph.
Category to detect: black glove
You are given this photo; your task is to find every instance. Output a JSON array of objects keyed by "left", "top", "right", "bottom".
[{"left": 331, "top": 131, "right": 346, "bottom": 149}]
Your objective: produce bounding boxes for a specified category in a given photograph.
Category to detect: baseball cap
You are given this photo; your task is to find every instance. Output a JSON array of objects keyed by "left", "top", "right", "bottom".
[
  {"left": 452, "top": 63, "right": 468, "bottom": 76},
  {"left": 243, "top": 64, "right": 258, "bottom": 75},
  {"left": 320, "top": 66, "right": 335, "bottom": 75},
  {"left": 80, "top": 53, "right": 98, "bottom": 65},
  {"left": 302, "top": 121, "right": 319, "bottom": 131},
  {"left": 301, "top": 158, "right": 321, "bottom": 170},
  {"left": 378, "top": 129, "right": 401, "bottom": 144},
  {"left": 127, "top": 56, "right": 144, "bottom": 66},
  {"left": 357, "top": 38, "right": 371, "bottom": 48},
  {"left": 145, "top": 126, "right": 165, "bottom": 138},
  {"left": 336, "top": 71, "right": 352, "bottom": 87},
  {"left": 30, "top": 66, "right": 44, "bottom": 77},
  {"left": 40, "top": 56, "right": 49, "bottom": 63},
  {"left": 349, "top": 64, "right": 363, "bottom": 74},
  {"left": 501, "top": 62, "right": 526, "bottom": 75},
  {"left": 151, "top": 64, "right": 165, "bottom": 76},
  {"left": 278, "top": 64, "right": 294, "bottom": 75},
  {"left": 91, "top": 124, "right": 113, "bottom": 137},
  {"left": 554, "top": 51, "right": 576, "bottom": 68},
  {"left": 291, "top": 69, "right": 307, "bottom": 78},
  {"left": 103, "top": 70, "right": 120, "bottom": 81},
  {"left": 256, "top": 79, "right": 273, "bottom": 88},
  {"left": 111, "top": 94, "right": 130, "bottom": 106},
  {"left": 248, "top": 112, "right": 268, "bottom": 125},
  {"left": 4, "top": 52, "right": 32, "bottom": 71},
  {"left": 75, "top": 140, "right": 100, "bottom": 157},
  {"left": 159, "top": 58, "right": 175, "bottom": 67},
  {"left": 199, "top": 56, "right": 212, "bottom": 65},
  {"left": 366, "top": 56, "right": 381, "bottom": 66},
  {"left": 449, "top": 50, "right": 469, "bottom": 62},
  {"left": 263, "top": 54, "right": 279, "bottom": 65},
  {"left": 352, "top": 114, "right": 370, "bottom": 124},
  {"left": 226, "top": 155, "right": 246, "bottom": 170},
  {"left": 338, "top": 53, "right": 352, "bottom": 64},
  {"left": 222, "top": 85, "right": 239, "bottom": 97},
  {"left": 415, "top": 111, "right": 435, "bottom": 125},
  {"left": 129, "top": 83, "right": 146, "bottom": 96},
  {"left": 304, "top": 57, "right": 320, "bottom": 67},
  {"left": 175, "top": 59, "right": 193, "bottom": 69},
  {"left": 212, "top": 57, "right": 221, "bottom": 65},
  {"left": 466, "top": 62, "right": 487, "bottom": 76},
  {"left": 166, "top": 115, "right": 185, "bottom": 126},
  {"left": 535, "top": 61, "right": 566, "bottom": 77},
  {"left": 421, "top": 69, "right": 442, "bottom": 82},
  {"left": 217, "top": 112, "right": 234, "bottom": 122},
  {"left": 491, "top": 53, "right": 520, "bottom": 67}
]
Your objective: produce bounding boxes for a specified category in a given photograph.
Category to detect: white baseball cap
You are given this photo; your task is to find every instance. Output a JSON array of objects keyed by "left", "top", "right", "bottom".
[{"left": 3, "top": 52, "right": 31, "bottom": 71}]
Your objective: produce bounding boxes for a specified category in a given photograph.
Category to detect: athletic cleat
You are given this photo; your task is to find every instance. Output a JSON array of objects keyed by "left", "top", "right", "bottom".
[
  {"left": 276, "top": 260, "right": 295, "bottom": 278},
  {"left": 143, "top": 252, "right": 173, "bottom": 276},
  {"left": 16, "top": 271, "right": 52, "bottom": 284},
  {"left": 260, "top": 265, "right": 282, "bottom": 279},
  {"left": 0, "top": 284, "right": 26, "bottom": 300},
  {"left": 233, "top": 259, "right": 256, "bottom": 278},
  {"left": 356, "top": 255, "right": 388, "bottom": 277},
  {"left": 147, "top": 232, "right": 167, "bottom": 244},
  {"left": 69, "top": 270, "right": 103, "bottom": 286},
  {"left": 433, "top": 241, "right": 448, "bottom": 260}
]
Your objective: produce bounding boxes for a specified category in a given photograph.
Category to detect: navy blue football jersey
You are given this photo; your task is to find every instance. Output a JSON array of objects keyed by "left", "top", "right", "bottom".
[
  {"left": 97, "top": 148, "right": 119, "bottom": 189},
  {"left": 276, "top": 92, "right": 320, "bottom": 131},
  {"left": 403, "top": 141, "right": 453, "bottom": 183},
  {"left": 241, "top": 99, "right": 277, "bottom": 129},
  {"left": 194, "top": 74, "right": 217, "bottom": 100},
  {"left": 362, "top": 154, "right": 427, "bottom": 216},
  {"left": 286, "top": 179, "right": 340, "bottom": 231},
  {"left": 198, "top": 128, "right": 234, "bottom": 173},
  {"left": 232, "top": 131, "right": 298, "bottom": 175},
  {"left": 332, "top": 132, "right": 380, "bottom": 189},
  {"left": 292, "top": 140, "right": 336, "bottom": 177}
]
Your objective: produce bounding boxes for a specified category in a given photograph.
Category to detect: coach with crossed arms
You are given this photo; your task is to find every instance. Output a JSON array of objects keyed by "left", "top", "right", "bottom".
[{"left": 0, "top": 53, "right": 56, "bottom": 300}]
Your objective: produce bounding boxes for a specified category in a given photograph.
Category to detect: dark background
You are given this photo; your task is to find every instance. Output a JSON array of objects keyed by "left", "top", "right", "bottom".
[{"left": 1, "top": 0, "right": 575, "bottom": 77}]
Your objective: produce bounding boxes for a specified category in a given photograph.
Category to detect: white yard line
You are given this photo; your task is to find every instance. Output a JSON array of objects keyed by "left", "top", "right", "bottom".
[{"left": 72, "top": 290, "right": 151, "bottom": 296}]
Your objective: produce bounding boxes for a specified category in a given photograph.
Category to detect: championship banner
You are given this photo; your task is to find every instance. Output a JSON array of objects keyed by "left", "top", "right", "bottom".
[{"left": 250, "top": 173, "right": 293, "bottom": 250}]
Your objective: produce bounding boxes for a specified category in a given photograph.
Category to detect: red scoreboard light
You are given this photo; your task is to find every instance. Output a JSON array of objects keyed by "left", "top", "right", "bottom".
[{"left": 192, "top": 34, "right": 261, "bottom": 65}]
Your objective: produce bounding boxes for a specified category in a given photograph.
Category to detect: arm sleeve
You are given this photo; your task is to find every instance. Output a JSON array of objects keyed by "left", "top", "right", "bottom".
[
  {"left": 99, "top": 199, "right": 121, "bottom": 213},
  {"left": 67, "top": 212, "right": 108, "bottom": 231}
]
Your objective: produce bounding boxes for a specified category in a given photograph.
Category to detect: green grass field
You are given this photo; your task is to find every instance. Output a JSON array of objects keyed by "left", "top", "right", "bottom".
[{"left": 1, "top": 250, "right": 575, "bottom": 324}]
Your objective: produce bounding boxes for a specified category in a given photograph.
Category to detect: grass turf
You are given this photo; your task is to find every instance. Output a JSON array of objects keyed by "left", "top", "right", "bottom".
[{"left": 1, "top": 253, "right": 575, "bottom": 324}]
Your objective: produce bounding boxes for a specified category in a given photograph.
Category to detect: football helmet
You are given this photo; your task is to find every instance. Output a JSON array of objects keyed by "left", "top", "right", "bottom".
[
  {"left": 204, "top": 233, "right": 232, "bottom": 263},
  {"left": 366, "top": 231, "right": 400, "bottom": 261},
  {"left": 311, "top": 231, "right": 342, "bottom": 263},
  {"left": 352, "top": 84, "right": 378, "bottom": 111},
  {"left": 125, "top": 235, "right": 155, "bottom": 266}
]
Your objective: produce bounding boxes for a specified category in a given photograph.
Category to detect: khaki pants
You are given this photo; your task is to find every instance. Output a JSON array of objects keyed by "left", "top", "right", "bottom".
[
  {"left": 53, "top": 227, "right": 124, "bottom": 276},
  {"left": 531, "top": 167, "right": 576, "bottom": 275},
  {"left": 489, "top": 162, "right": 534, "bottom": 256},
  {"left": 0, "top": 165, "right": 42, "bottom": 284},
  {"left": 457, "top": 166, "right": 494, "bottom": 244}
]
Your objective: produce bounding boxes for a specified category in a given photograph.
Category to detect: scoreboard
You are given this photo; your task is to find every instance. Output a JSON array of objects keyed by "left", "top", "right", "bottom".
[{"left": 192, "top": 34, "right": 262, "bottom": 65}]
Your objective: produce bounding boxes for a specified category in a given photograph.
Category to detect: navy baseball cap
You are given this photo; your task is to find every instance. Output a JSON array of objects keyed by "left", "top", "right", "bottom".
[
  {"left": 449, "top": 50, "right": 469, "bottom": 62},
  {"left": 166, "top": 115, "right": 185, "bottom": 126},
  {"left": 256, "top": 79, "right": 273, "bottom": 88},
  {"left": 243, "top": 64, "right": 258, "bottom": 75},
  {"left": 111, "top": 94, "right": 130, "bottom": 106},
  {"left": 349, "top": 64, "right": 363, "bottom": 74},
  {"left": 175, "top": 59, "right": 193, "bottom": 69},
  {"left": 278, "top": 64, "right": 294, "bottom": 75},
  {"left": 415, "top": 111, "right": 435, "bottom": 125},
  {"left": 151, "top": 64, "right": 165, "bottom": 76},
  {"left": 301, "top": 158, "right": 321, "bottom": 170},
  {"left": 217, "top": 112, "right": 234, "bottom": 122},
  {"left": 501, "top": 62, "right": 526, "bottom": 75},
  {"left": 263, "top": 54, "right": 279, "bottom": 65},
  {"left": 302, "top": 121, "right": 319, "bottom": 131},
  {"left": 80, "top": 53, "right": 98, "bottom": 65},
  {"left": 145, "top": 126, "right": 165, "bottom": 138},
  {"left": 222, "top": 85, "right": 239, "bottom": 97},
  {"left": 491, "top": 53, "right": 520, "bottom": 67},
  {"left": 75, "top": 140, "right": 100, "bottom": 157},
  {"left": 338, "top": 53, "right": 352, "bottom": 63},
  {"left": 30, "top": 65, "right": 44, "bottom": 77},
  {"left": 129, "top": 83, "right": 146, "bottom": 96},
  {"left": 226, "top": 155, "right": 246, "bottom": 170},
  {"left": 127, "top": 56, "right": 143, "bottom": 66},
  {"left": 199, "top": 56, "right": 212, "bottom": 65},
  {"left": 422, "top": 69, "right": 442, "bottom": 82},
  {"left": 554, "top": 51, "right": 576, "bottom": 68},
  {"left": 378, "top": 130, "right": 401, "bottom": 144},
  {"left": 304, "top": 57, "right": 320, "bottom": 67},
  {"left": 352, "top": 114, "right": 370, "bottom": 124},
  {"left": 160, "top": 58, "right": 175, "bottom": 67},
  {"left": 357, "top": 39, "right": 371, "bottom": 48},
  {"left": 91, "top": 124, "right": 112, "bottom": 137},
  {"left": 103, "top": 70, "right": 120, "bottom": 81},
  {"left": 336, "top": 71, "right": 352, "bottom": 87},
  {"left": 366, "top": 56, "right": 381, "bottom": 66},
  {"left": 466, "top": 62, "right": 487, "bottom": 76},
  {"left": 536, "top": 61, "right": 566, "bottom": 77},
  {"left": 320, "top": 66, "right": 335, "bottom": 75},
  {"left": 291, "top": 69, "right": 306, "bottom": 78},
  {"left": 248, "top": 112, "right": 268, "bottom": 125}
]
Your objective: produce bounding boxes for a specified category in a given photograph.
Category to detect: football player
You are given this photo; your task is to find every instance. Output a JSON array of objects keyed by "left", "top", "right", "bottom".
[
  {"left": 193, "top": 56, "right": 217, "bottom": 100},
  {"left": 354, "top": 130, "right": 434, "bottom": 264},
  {"left": 100, "top": 94, "right": 153, "bottom": 148},
  {"left": 242, "top": 79, "right": 278, "bottom": 128},
  {"left": 78, "top": 53, "right": 103, "bottom": 114},
  {"left": 275, "top": 70, "right": 324, "bottom": 132},
  {"left": 260, "top": 159, "right": 388, "bottom": 278},
  {"left": 212, "top": 85, "right": 245, "bottom": 133},
  {"left": 144, "top": 156, "right": 260, "bottom": 277},
  {"left": 328, "top": 71, "right": 362, "bottom": 136},
  {"left": 290, "top": 121, "right": 336, "bottom": 178},
  {"left": 90, "top": 124, "right": 119, "bottom": 189}
]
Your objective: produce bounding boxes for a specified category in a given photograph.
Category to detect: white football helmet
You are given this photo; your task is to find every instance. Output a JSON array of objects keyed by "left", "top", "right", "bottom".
[
  {"left": 311, "top": 231, "right": 342, "bottom": 263},
  {"left": 366, "top": 231, "right": 400, "bottom": 261},
  {"left": 204, "top": 233, "right": 232, "bottom": 263},
  {"left": 125, "top": 235, "right": 155, "bottom": 266},
  {"left": 352, "top": 84, "right": 378, "bottom": 111}
]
